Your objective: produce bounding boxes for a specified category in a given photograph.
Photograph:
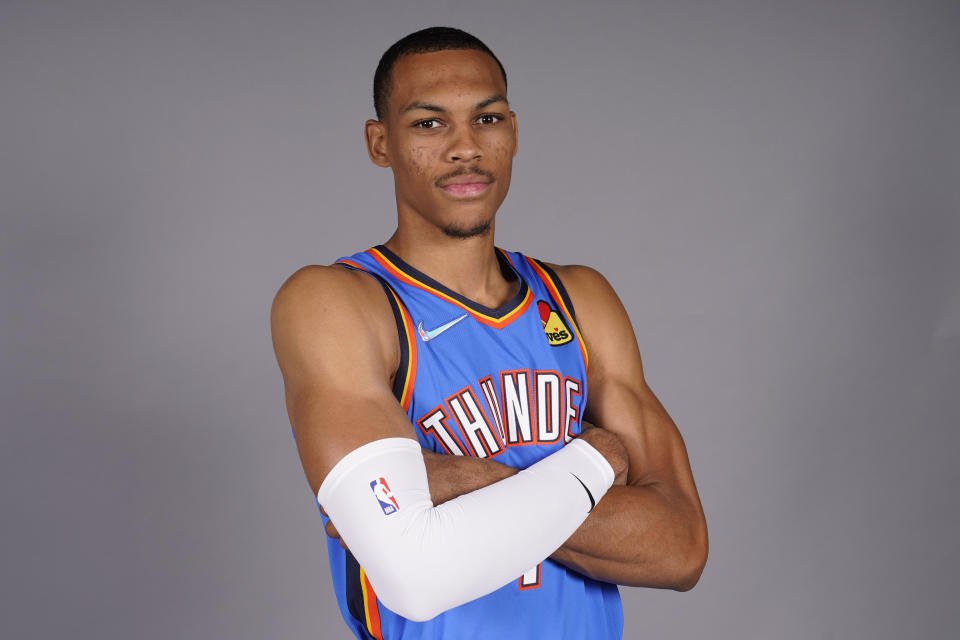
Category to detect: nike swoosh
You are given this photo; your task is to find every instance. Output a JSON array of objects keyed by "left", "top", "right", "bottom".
[
  {"left": 417, "top": 314, "right": 469, "bottom": 342},
  {"left": 570, "top": 473, "right": 596, "bottom": 511}
]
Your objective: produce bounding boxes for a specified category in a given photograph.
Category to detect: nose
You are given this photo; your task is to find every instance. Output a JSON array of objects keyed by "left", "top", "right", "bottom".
[{"left": 446, "top": 124, "right": 482, "bottom": 163}]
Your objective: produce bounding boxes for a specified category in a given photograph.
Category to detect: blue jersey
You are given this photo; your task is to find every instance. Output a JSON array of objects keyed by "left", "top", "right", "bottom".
[{"left": 321, "top": 245, "right": 623, "bottom": 640}]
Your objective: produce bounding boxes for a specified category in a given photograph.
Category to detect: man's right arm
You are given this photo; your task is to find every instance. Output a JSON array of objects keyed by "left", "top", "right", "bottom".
[
  {"left": 271, "top": 265, "right": 625, "bottom": 621},
  {"left": 271, "top": 265, "right": 414, "bottom": 491}
]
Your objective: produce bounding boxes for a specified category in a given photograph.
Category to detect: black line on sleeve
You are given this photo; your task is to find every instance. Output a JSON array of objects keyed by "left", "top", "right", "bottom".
[{"left": 570, "top": 472, "right": 596, "bottom": 511}]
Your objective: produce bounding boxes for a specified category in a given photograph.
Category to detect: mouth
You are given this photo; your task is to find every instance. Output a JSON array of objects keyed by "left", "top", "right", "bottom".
[
  {"left": 437, "top": 170, "right": 495, "bottom": 199},
  {"left": 441, "top": 182, "right": 491, "bottom": 197}
]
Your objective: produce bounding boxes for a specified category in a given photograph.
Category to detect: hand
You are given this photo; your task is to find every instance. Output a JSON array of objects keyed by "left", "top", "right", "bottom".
[{"left": 577, "top": 423, "right": 629, "bottom": 486}]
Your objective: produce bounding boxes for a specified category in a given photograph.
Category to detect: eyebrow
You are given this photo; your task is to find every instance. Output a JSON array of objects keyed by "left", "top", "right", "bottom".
[{"left": 401, "top": 94, "right": 508, "bottom": 115}]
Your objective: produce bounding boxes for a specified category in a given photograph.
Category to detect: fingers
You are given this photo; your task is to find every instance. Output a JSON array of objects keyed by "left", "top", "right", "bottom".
[
  {"left": 325, "top": 519, "right": 339, "bottom": 538},
  {"left": 325, "top": 519, "right": 349, "bottom": 550},
  {"left": 577, "top": 426, "right": 630, "bottom": 484}
]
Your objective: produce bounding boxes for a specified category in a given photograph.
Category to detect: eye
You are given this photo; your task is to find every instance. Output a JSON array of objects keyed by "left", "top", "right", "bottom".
[
  {"left": 475, "top": 113, "right": 503, "bottom": 126},
  {"left": 413, "top": 118, "right": 444, "bottom": 129}
]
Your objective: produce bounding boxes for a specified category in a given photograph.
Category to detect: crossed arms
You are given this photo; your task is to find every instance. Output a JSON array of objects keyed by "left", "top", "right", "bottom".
[{"left": 271, "top": 261, "right": 707, "bottom": 616}]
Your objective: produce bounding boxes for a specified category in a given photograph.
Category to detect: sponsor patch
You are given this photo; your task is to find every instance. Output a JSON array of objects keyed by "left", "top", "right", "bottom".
[
  {"left": 370, "top": 477, "right": 399, "bottom": 515},
  {"left": 537, "top": 300, "right": 573, "bottom": 346}
]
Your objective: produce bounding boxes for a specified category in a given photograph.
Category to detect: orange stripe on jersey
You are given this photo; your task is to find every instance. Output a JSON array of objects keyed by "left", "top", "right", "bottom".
[
  {"left": 368, "top": 248, "right": 533, "bottom": 328},
  {"left": 335, "top": 258, "right": 417, "bottom": 413},
  {"left": 337, "top": 259, "right": 366, "bottom": 271},
  {"left": 359, "top": 568, "right": 383, "bottom": 639},
  {"left": 525, "top": 258, "right": 589, "bottom": 370},
  {"left": 386, "top": 286, "right": 418, "bottom": 412}
]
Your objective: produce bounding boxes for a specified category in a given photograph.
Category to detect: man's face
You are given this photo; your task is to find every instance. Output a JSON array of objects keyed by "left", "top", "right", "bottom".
[{"left": 367, "top": 49, "right": 518, "bottom": 239}]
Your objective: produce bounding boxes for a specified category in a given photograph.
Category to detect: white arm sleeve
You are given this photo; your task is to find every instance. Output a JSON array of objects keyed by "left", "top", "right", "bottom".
[{"left": 317, "top": 437, "right": 614, "bottom": 622}]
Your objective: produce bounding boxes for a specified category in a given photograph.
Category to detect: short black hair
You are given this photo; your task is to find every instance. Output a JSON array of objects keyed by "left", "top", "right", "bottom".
[{"left": 373, "top": 26, "right": 507, "bottom": 121}]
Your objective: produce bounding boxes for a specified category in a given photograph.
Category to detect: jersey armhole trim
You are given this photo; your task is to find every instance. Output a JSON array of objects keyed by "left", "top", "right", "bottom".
[
  {"left": 525, "top": 257, "right": 589, "bottom": 371},
  {"left": 335, "top": 261, "right": 418, "bottom": 412},
  {"left": 344, "top": 550, "right": 383, "bottom": 639}
]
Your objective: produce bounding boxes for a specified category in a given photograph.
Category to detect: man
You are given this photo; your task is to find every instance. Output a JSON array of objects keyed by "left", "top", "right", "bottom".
[{"left": 271, "top": 27, "right": 707, "bottom": 639}]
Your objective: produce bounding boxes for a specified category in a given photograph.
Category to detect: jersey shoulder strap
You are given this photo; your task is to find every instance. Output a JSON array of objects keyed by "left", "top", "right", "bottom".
[
  {"left": 334, "top": 251, "right": 417, "bottom": 413},
  {"left": 501, "top": 250, "right": 589, "bottom": 370}
]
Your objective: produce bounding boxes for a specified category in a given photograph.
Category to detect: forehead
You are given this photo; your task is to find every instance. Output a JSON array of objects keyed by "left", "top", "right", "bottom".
[{"left": 388, "top": 49, "right": 507, "bottom": 115}]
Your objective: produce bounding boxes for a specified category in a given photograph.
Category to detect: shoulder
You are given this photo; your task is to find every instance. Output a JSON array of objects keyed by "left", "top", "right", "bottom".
[
  {"left": 272, "top": 263, "right": 386, "bottom": 318},
  {"left": 270, "top": 263, "right": 399, "bottom": 380},
  {"left": 544, "top": 263, "right": 611, "bottom": 289},
  {"left": 271, "top": 263, "right": 395, "bottom": 336},
  {"left": 542, "top": 262, "right": 638, "bottom": 379},
  {"left": 541, "top": 263, "right": 624, "bottom": 318}
]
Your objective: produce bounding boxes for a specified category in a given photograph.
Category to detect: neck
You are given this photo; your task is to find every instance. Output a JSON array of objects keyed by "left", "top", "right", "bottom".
[{"left": 384, "top": 222, "right": 516, "bottom": 309}]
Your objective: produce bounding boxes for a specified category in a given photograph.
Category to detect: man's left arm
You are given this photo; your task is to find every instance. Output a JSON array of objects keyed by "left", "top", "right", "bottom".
[
  {"left": 413, "top": 266, "right": 707, "bottom": 589},
  {"left": 549, "top": 264, "right": 707, "bottom": 589}
]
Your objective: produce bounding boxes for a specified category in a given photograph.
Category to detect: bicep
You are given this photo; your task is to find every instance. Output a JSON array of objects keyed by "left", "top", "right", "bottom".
[
  {"left": 590, "top": 376, "right": 697, "bottom": 493},
  {"left": 271, "top": 266, "right": 416, "bottom": 494},
  {"left": 563, "top": 266, "right": 697, "bottom": 490}
]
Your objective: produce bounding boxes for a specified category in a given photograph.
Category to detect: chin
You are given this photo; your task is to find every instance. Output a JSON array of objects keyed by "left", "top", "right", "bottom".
[{"left": 441, "top": 219, "right": 492, "bottom": 239}]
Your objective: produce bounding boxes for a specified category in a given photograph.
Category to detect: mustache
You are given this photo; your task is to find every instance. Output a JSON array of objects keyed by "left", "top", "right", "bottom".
[{"left": 434, "top": 167, "right": 496, "bottom": 187}]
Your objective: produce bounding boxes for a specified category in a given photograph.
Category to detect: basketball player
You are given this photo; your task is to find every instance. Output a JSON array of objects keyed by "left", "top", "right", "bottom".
[{"left": 271, "top": 27, "right": 707, "bottom": 639}]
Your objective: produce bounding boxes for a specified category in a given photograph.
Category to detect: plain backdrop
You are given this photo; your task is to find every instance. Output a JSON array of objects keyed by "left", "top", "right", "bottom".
[{"left": 2, "top": 1, "right": 958, "bottom": 638}]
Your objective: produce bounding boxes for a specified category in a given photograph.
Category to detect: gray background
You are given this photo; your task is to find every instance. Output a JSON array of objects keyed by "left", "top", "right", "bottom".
[{"left": 2, "top": 1, "right": 957, "bottom": 638}]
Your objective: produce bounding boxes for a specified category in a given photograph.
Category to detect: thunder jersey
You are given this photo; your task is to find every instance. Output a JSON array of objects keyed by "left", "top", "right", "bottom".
[{"left": 320, "top": 245, "right": 623, "bottom": 640}]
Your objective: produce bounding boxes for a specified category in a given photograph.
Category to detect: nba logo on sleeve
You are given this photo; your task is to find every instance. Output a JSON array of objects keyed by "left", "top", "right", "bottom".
[{"left": 370, "top": 477, "right": 400, "bottom": 515}]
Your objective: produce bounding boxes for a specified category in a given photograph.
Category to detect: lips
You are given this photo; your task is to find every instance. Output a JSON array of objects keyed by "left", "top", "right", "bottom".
[
  {"left": 441, "top": 182, "right": 490, "bottom": 197},
  {"left": 437, "top": 170, "right": 494, "bottom": 198}
]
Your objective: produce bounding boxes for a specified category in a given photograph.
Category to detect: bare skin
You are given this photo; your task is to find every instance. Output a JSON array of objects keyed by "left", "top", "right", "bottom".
[
  {"left": 426, "top": 265, "right": 707, "bottom": 589},
  {"left": 272, "top": 48, "right": 707, "bottom": 594},
  {"left": 317, "top": 268, "right": 707, "bottom": 589}
]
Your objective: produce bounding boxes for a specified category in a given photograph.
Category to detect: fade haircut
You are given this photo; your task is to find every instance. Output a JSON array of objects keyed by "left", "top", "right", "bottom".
[{"left": 373, "top": 26, "right": 507, "bottom": 121}]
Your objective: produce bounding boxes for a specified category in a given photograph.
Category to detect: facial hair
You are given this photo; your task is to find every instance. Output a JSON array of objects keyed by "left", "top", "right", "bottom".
[
  {"left": 435, "top": 166, "right": 496, "bottom": 239},
  {"left": 441, "top": 218, "right": 492, "bottom": 239}
]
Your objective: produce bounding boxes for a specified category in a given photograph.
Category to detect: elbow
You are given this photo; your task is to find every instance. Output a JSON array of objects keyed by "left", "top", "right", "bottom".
[
  {"left": 617, "top": 513, "right": 708, "bottom": 591},
  {"left": 671, "top": 551, "right": 706, "bottom": 592},
  {"left": 380, "top": 593, "right": 443, "bottom": 623},
  {"left": 366, "top": 569, "right": 442, "bottom": 622},
  {"left": 363, "top": 560, "right": 448, "bottom": 622},
  {"left": 672, "top": 514, "right": 708, "bottom": 592}
]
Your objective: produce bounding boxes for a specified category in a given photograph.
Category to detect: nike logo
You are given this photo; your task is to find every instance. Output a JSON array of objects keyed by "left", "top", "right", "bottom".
[
  {"left": 417, "top": 314, "right": 469, "bottom": 342},
  {"left": 570, "top": 473, "right": 596, "bottom": 511}
]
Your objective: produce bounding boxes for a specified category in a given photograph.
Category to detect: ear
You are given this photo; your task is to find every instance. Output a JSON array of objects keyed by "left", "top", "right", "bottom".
[
  {"left": 365, "top": 119, "right": 391, "bottom": 167},
  {"left": 510, "top": 111, "right": 518, "bottom": 157}
]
